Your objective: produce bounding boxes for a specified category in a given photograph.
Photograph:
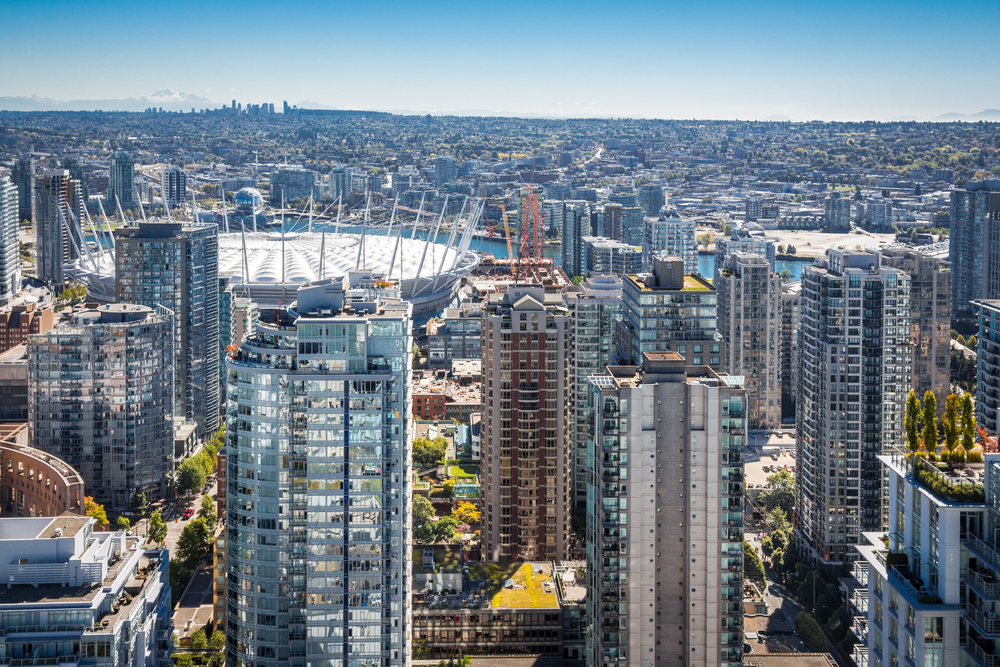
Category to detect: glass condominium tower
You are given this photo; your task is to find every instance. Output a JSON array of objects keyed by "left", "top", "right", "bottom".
[{"left": 225, "top": 274, "right": 413, "bottom": 667}]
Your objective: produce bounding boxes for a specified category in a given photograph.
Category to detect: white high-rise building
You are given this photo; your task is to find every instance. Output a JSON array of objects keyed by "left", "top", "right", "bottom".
[
  {"left": 33, "top": 169, "right": 84, "bottom": 288},
  {"left": 0, "top": 177, "right": 21, "bottom": 306},
  {"left": 586, "top": 353, "right": 746, "bottom": 667},
  {"left": 716, "top": 252, "right": 782, "bottom": 429},
  {"left": 643, "top": 209, "right": 697, "bottom": 274},
  {"left": 797, "top": 249, "right": 911, "bottom": 563},
  {"left": 225, "top": 274, "right": 413, "bottom": 667},
  {"left": 160, "top": 165, "right": 187, "bottom": 208}
]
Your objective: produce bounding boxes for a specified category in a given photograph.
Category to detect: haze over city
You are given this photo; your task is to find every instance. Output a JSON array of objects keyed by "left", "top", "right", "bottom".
[{"left": 2, "top": 0, "right": 999, "bottom": 120}]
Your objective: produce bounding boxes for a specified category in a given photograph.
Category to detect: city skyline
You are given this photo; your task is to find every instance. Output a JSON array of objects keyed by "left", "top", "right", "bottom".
[{"left": 2, "top": 0, "right": 999, "bottom": 121}]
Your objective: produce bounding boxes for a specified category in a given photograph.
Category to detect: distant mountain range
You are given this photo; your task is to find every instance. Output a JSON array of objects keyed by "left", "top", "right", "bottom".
[
  {"left": 0, "top": 90, "right": 215, "bottom": 112},
  {"left": 931, "top": 109, "right": 1000, "bottom": 121}
]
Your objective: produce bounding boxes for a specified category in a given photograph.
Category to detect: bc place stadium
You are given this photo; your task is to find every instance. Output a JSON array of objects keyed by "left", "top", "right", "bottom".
[{"left": 65, "top": 197, "right": 484, "bottom": 317}]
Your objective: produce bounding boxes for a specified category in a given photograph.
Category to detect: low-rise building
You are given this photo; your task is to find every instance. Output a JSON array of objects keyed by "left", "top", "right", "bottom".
[
  {"left": 0, "top": 516, "right": 172, "bottom": 667},
  {"left": 0, "top": 439, "right": 85, "bottom": 517},
  {"left": 412, "top": 561, "right": 567, "bottom": 659},
  {"left": 0, "top": 292, "right": 54, "bottom": 355}
]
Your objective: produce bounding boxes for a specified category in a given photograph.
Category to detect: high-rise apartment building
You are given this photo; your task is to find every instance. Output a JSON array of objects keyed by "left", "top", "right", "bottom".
[
  {"left": 638, "top": 183, "right": 665, "bottom": 217},
  {"left": 115, "top": 222, "right": 219, "bottom": 438},
  {"left": 225, "top": 276, "right": 413, "bottom": 667},
  {"left": 566, "top": 275, "right": 621, "bottom": 505},
  {"left": 12, "top": 157, "right": 34, "bottom": 222},
  {"left": 160, "top": 164, "right": 187, "bottom": 208},
  {"left": 881, "top": 248, "right": 951, "bottom": 407},
  {"left": 33, "top": 169, "right": 84, "bottom": 287},
  {"left": 553, "top": 200, "right": 591, "bottom": 278},
  {"left": 607, "top": 187, "right": 637, "bottom": 208},
  {"left": 975, "top": 300, "right": 1000, "bottom": 433},
  {"left": 28, "top": 303, "right": 173, "bottom": 512},
  {"left": 825, "top": 193, "right": 852, "bottom": 232},
  {"left": 0, "top": 177, "right": 21, "bottom": 306},
  {"left": 434, "top": 155, "right": 456, "bottom": 188},
  {"left": 779, "top": 283, "right": 800, "bottom": 423},
  {"left": 61, "top": 157, "right": 88, "bottom": 201},
  {"left": 582, "top": 236, "right": 641, "bottom": 276},
  {"left": 618, "top": 255, "right": 719, "bottom": 370},
  {"left": 328, "top": 165, "right": 354, "bottom": 202},
  {"left": 716, "top": 252, "right": 782, "bottom": 429},
  {"left": 745, "top": 195, "right": 763, "bottom": 222},
  {"left": 643, "top": 210, "right": 697, "bottom": 274},
  {"left": 619, "top": 206, "right": 644, "bottom": 247},
  {"left": 865, "top": 196, "right": 894, "bottom": 230},
  {"left": 586, "top": 354, "right": 746, "bottom": 667},
  {"left": 797, "top": 249, "right": 911, "bottom": 563},
  {"left": 950, "top": 180, "right": 1000, "bottom": 314},
  {"left": 108, "top": 150, "right": 136, "bottom": 209},
  {"left": 599, "top": 202, "right": 622, "bottom": 240},
  {"left": 481, "top": 285, "right": 572, "bottom": 562},
  {"left": 269, "top": 167, "right": 319, "bottom": 205},
  {"left": 714, "top": 226, "right": 776, "bottom": 273},
  {"left": 851, "top": 451, "right": 996, "bottom": 667}
]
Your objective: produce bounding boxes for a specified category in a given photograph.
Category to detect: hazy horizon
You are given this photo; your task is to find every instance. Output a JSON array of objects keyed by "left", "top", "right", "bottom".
[{"left": 3, "top": 0, "right": 998, "bottom": 122}]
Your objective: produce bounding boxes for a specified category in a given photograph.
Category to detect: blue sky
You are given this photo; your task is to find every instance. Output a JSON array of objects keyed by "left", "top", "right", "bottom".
[{"left": 2, "top": 0, "right": 998, "bottom": 120}]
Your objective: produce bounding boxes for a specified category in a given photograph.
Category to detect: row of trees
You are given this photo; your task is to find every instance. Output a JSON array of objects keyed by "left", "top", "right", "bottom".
[
  {"left": 177, "top": 426, "right": 226, "bottom": 494},
  {"left": 905, "top": 390, "right": 981, "bottom": 463}
]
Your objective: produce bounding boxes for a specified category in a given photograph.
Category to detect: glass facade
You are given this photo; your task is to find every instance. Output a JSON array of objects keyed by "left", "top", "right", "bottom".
[{"left": 225, "top": 278, "right": 412, "bottom": 667}]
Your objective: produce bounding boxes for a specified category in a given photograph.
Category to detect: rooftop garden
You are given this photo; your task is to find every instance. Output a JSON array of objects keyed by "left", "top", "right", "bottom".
[
  {"left": 903, "top": 390, "right": 988, "bottom": 503},
  {"left": 468, "top": 562, "right": 559, "bottom": 609}
]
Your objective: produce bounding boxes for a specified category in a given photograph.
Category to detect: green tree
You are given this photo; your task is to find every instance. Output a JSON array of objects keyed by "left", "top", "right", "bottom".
[
  {"left": 758, "top": 470, "right": 795, "bottom": 516},
  {"left": 116, "top": 516, "right": 131, "bottom": 531},
  {"left": 942, "top": 393, "right": 961, "bottom": 458},
  {"left": 441, "top": 478, "right": 455, "bottom": 498},
  {"left": 962, "top": 393, "right": 976, "bottom": 451},
  {"left": 922, "top": 391, "right": 938, "bottom": 451},
  {"left": 417, "top": 516, "right": 458, "bottom": 543},
  {"left": 795, "top": 612, "right": 827, "bottom": 652},
  {"left": 208, "top": 630, "right": 226, "bottom": 651},
  {"left": 198, "top": 494, "right": 218, "bottom": 525},
  {"left": 905, "top": 390, "right": 922, "bottom": 452},
  {"left": 412, "top": 343, "right": 422, "bottom": 369},
  {"left": 189, "top": 629, "right": 207, "bottom": 651},
  {"left": 177, "top": 458, "right": 207, "bottom": 495},
  {"left": 412, "top": 437, "right": 447, "bottom": 467},
  {"left": 174, "top": 655, "right": 194, "bottom": 667},
  {"left": 412, "top": 495, "right": 435, "bottom": 532},
  {"left": 764, "top": 507, "right": 792, "bottom": 536},
  {"left": 84, "top": 496, "right": 108, "bottom": 525},
  {"left": 148, "top": 510, "right": 168, "bottom": 546},
  {"left": 134, "top": 491, "right": 149, "bottom": 536},
  {"left": 743, "top": 542, "right": 766, "bottom": 589},
  {"left": 176, "top": 518, "right": 213, "bottom": 570}
]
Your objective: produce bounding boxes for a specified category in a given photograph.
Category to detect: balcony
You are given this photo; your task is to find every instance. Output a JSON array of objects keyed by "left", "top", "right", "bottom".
[
  {"left": 850, "top": 588, "right": 868, "bottom": 614},
  {"left": 968, "top": 535, "right": 1000, "bottom": 573},
  {"left": 968, "top": 569, "right": 1000, "bottom": 600},
  {"left": 852, "top": 616, "right": 868, "bottom": 644},
  {"left": 964, "top": 638, "right": 1000, "bottom": 667},
  {"left": 852, "top": 560, "right": 869, "bottom": 587},
  {"left": 852, "top": 644, "right": 869, "bottom": 667},
  {"left": 965, "top": 599, "right": 1000, "bottom": 636}
]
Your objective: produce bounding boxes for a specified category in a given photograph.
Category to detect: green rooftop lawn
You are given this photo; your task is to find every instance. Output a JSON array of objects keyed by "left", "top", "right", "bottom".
[
  {"left": 468, "top": 562, "right": 558, "bottom": 609},
  {"left": 412, "top": 545, "right": 462, "bottom": 575},
  {"left": 448, "top": 464, "right": 479, "bottom": 480}
]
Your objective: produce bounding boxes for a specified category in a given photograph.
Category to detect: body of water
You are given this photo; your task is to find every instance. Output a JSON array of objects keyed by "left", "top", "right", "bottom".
[{"left": 697, "top": 253, "right": 812, "bottom": 281}]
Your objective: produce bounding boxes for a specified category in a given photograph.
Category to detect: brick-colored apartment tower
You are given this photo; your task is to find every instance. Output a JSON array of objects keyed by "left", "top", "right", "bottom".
[{"left": 481, "top": 285, "right": 572, "bottom": 562}]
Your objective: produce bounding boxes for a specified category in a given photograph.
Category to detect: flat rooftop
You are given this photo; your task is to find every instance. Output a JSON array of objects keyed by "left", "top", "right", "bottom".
[{"left": 469, "top": 562, "right": 560, "bottom": 609}]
